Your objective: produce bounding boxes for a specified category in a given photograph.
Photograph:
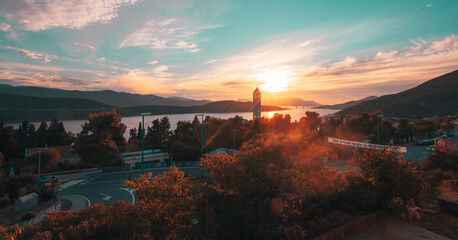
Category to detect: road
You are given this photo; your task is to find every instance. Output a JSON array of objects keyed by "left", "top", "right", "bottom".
[{"left": 56, "top": 167, "right": 202, "bottom": 211}]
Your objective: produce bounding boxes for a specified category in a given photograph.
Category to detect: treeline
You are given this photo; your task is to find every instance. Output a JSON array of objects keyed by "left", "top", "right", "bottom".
[{"left": 0, "top": 110, "right": 454, "bottom": 206}]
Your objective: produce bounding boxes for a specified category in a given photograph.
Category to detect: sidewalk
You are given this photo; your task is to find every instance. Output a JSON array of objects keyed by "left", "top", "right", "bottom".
[
  {"left": 345, "top": 215, "right": 451, "bottom": 240},
  {"left": 60, "top": 195, "right": 90, "bottom": 212}
]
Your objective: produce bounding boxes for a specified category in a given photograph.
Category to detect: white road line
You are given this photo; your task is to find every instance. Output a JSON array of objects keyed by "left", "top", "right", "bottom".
[
  {"left": 73, "top": 194, "right": 91, "bottom": 207},
  {"left": 120, "top": 187, "right": 136, "bottom": 204},
  {"left": 99, "top": 193, "right": 112, "bottom": 201},
  {"left": 56, "top": 179, "right": 86, "bottom": 191}
]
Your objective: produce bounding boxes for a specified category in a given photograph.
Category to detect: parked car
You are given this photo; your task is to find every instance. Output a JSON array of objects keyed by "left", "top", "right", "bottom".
[
  {"left": 417, "top": 139, "right": 435, "bottom": 146},
  {"left": 38, "top": 175, "right": 59, "bottom": 186},
  {"left": 447, "top": 132, "right": 455, "bottom": 137},
  {"left": 438, "top": 135, "right": 448, "bottom": 139},
  {"left": 426, "top": 145, "right": 435, "bottom": 152}
]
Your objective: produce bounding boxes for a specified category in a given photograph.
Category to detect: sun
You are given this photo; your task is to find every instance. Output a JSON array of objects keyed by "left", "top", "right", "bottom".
[{"left": 254, "top": 68, "right": 293, "bottom": 92}]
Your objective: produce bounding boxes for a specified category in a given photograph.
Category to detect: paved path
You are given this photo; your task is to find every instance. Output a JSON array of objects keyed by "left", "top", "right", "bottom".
[{"left": 345, "top": 216, "right": 451, "bottom": 240}]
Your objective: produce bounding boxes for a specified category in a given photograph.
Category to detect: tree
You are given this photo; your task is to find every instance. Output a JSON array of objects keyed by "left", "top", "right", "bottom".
[
  {"left": 395, "top": 118, "right": 411, "bottom": 143},
  {"left": 25, "top": 148, "right": 60, "bottom": 173},
  {"left": 348, "top": 149, "right": 425, "bottom": 210},
  {"left": 73, "top": 110, "right": 125, "bottom": 167},
  {"left": 47, "top": 119, "right": 73, "bottom": 146},
  {"left": 35, "top": 121, "right": 48, "bottom": 147},
  {"left": 145, "top": 117, "right": 171, "bottom": 152}
]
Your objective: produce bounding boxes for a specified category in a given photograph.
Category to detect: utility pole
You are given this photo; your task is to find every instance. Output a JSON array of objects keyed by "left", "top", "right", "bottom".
[
  {"left": 377, "top": 114, "right": 384, "bottom": 144},
  {"left": 195, "top": 114, "right": 204, "bottom": 157},
  {"left": 232, "top": 129, "right": 238, "bottom": 150},
  {"left": 36, "top": 145, "right": 47, "bottom": 183},
  {"left": 141, "top": 112, "right": 152, "bottom": 175},
  {"left": 412, "top": 115, "right": 416, "bottom": 144}
]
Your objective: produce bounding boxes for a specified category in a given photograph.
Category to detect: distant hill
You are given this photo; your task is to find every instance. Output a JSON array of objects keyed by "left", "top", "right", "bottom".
[
  {"left": 313, "top": 96, "right": 378, "bottom": 110},
  {"left": 0, "top": 94, "right": 284, "bottom": 122},
  {"left": 338, "top": 70, "right": 458, "bottom": 118},
  {"left": 238, "top": 98, "right": 321, "bottom": 106},
  {"left": 0, "top": 84, "right": 211, "bottom": 107}
]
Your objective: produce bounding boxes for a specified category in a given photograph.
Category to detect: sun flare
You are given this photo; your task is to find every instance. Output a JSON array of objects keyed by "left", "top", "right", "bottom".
[
  {"left": 254, "top": 68, "right": 293, "bottom": 93},
  {"left": 267, "top": 112, "right": 278, "bottom": 118}
]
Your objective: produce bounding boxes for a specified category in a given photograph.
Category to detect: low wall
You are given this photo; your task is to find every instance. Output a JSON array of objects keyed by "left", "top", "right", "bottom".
[
  {"left": 312, "top": 211, "right": 382, "bottom": 240},
  {"left": 16, "top": 199, "right": 61, "bottom": 227}
]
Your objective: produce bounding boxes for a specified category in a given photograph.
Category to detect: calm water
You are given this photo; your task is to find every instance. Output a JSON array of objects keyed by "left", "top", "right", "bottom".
[{"left": 6, "top": 107, "right": 338, "bottom": 136}]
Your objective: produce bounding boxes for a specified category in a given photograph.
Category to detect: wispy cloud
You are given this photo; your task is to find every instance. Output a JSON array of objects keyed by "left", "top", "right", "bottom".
[
  {"left": 74, "top": 42, "right": 96, "bottom": 50},
  {"left": 119, "top": 18, "right": 219, "bottom": 52},
  {"left": 147, "top": 60, "right": 159, "bottom": 65},
  {"left": 426, "top": 4, "right": 434, "bottom": 7},
  {"left": 3, "top": 46, "right": 55, "bottom": 62},
  {"left": 2, "top": 0, "right": 140, "bottom": 31},
  {"left": 0, "top": 22, "right": 11, "bottom": 31}
]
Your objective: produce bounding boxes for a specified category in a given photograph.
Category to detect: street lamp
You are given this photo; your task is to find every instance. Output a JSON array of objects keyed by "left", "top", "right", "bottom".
[
  {"left": 377, "top": 114, "right": 384, "bottom": 144},
  {"left": 35, "top": 145, "right": 47, "bottom": 182},
  {"left": 232, "top": 129, "right": 238, "bottom": 150},
  {"left": 141, "top": 112, "right": 152, "bottom": 175},
  {"left": 195, "top": 114, "right": 204, "bottom": 158},
  {"left": 323, "top": 115, "right": 333, "bottom": 166}
]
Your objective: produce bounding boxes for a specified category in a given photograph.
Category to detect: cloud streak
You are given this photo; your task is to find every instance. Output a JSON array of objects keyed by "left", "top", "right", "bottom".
[
  {"left": 2, "top": 0, "right": 140, "bottom": 31},
  {"left": 3, "top": 46, "right": 55, "bottom": 62},
  {"left": 119, "top": 18, "right": 219, "bottom": 52}
]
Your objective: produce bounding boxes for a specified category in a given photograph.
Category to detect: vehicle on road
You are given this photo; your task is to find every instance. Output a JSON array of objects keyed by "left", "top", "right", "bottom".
[
  {"left": 38, "top": 175, "right": 59, "bottom": 186},
  {"left": 447, "top": 132, "right": 455, "bottom": 137},
  {"left": 426, "top": 145, "right": 435, "bottom": 152},
  {"left": 417, "top": 139, "right": 435, "bottom": 146}
]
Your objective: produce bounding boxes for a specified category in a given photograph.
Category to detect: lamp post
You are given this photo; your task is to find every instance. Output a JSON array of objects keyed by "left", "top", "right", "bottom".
[
  {"left": 36, "top": 145, "right": 47, "bottom": 182},
  {"left": 377, "top": 114, "right": 384, "bottom": 144},
  {"left": 195, "top": 114, "right": 204, "bottom": 158},
  {"left": 323, "top": 115, "right": 333, "bottom": 166},
  {"left": 141, "top": 112, "right": 152, "bottom": 175},
  {"left": 232, "top": 129, "right": 238, "bottom": 150}
]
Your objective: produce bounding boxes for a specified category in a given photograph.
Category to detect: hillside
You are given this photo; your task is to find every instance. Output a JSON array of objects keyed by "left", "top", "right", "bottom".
[
  {"left": 338, "top": 70, "right": 458, "bottom": 117},
  {"left": 0, "top": 84, "right": 211, "bottom": 107},
  {"left": 313, "top": 96, "right": 378, "bottom": 110},
  {"left": 0, "top": 94, "right": 284, "bottom": 122}
]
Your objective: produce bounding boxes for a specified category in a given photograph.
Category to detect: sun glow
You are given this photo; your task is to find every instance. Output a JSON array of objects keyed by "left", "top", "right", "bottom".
[
  {"left": 267, "top": 112, "right": 278, "bottom": 119},
  {"left": 254, "top": 68, "right": 293, "bottom": 92}
]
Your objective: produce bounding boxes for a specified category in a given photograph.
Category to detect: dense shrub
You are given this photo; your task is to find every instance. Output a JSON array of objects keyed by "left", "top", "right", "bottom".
[{"left": 20, "top": 211, "right": 37, "bottom": 221}]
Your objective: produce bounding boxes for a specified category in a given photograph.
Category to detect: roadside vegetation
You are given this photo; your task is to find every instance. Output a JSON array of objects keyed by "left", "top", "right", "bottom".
[{"left": 0, "top": 110, "right": 456, "bottom": 238}]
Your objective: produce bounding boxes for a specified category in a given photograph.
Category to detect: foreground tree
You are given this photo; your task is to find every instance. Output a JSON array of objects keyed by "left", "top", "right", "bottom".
[
  {"left": 348, "top": 149, "right": 425, "bottom": 211},
  {"left": 73, "top": 110, "right": 125, "bottom": 167}
]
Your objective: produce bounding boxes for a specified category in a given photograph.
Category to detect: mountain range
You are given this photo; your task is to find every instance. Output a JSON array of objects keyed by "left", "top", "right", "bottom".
[
  {"left": 0, "top": 84, "right": 211, "bottom": 107},
  {"left": 338, "top": 69, "right": 458, "bottom": 118},
  {"left": 313, "top": 96, "right": 378, "bottom": 110}
]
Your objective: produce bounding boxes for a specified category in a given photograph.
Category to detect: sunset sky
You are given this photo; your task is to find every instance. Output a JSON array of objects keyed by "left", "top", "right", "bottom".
[{"left": 0, "top": 0, "right": 457, "bottom": 104}]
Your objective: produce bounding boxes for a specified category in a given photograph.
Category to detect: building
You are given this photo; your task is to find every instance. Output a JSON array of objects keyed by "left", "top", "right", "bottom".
[{"left": 253, "top": 86, "right": 261, "bottom": 119}]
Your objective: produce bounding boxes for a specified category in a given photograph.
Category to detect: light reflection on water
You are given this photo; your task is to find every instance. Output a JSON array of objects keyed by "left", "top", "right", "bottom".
[{"left": 6, "top": 107, "right": 338, "bottom": 136}]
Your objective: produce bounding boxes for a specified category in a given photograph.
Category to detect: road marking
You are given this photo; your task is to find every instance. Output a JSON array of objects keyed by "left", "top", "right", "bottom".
[
  {"left": 80, "top": 177, "right": 96, "bottom": 185},
  {"left": 72, "top": 194, "right": 91, "bottom": 207},
  {"left": 56, "top": 179, "right": 86, "bottom": 191},
  {"left": 99, "top": 193, "right": 112, "bottom": 201},
  {"left": 120, "top": 187, "right": 136, "bottom": 204}
]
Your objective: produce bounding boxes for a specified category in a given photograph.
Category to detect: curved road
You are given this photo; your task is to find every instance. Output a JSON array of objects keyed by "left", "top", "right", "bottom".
[{"left": 56, "top": 167, "right": 202, "bottom": 211}]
